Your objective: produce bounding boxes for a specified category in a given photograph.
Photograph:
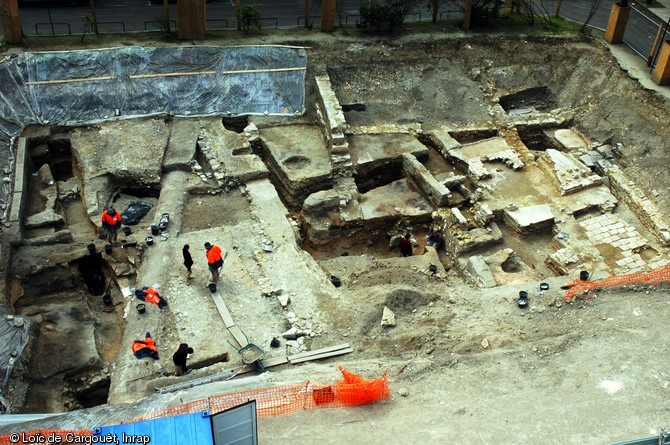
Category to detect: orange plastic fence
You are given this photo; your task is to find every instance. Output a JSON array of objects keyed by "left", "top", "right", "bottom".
[
  {"left": 0, "top": 430, "right": 92, "bottom": 445},
  {"left": 0, "top": 368, "right": 390, "bottom": 442},
  {"left": 126, "top": 367, "right": 389, "bottom": 423},
  {"left": 564, "top": 264, "right": 670, "bottom": 301}
]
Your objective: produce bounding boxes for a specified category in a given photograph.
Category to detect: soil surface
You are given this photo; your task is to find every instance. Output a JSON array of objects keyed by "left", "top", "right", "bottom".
[{"left": 2, "top": 28, "right": 670, "bottom": 445}]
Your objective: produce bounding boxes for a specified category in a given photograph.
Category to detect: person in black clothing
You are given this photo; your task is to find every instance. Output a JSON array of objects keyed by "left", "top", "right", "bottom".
[
  {"left": 172, "top": 343, "right": 194, "bottom": 376},
  {"left": 182, "top": 244, "right": 194, "bottom": 280}
]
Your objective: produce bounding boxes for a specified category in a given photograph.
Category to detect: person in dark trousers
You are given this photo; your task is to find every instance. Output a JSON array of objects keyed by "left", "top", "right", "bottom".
[
  {"left": 172, "top": 343, "right": 194, "bottom": 376},
  {"left": 399, "top": 233, "right": 413, "bottom": 257},
  {"left": 132, "top": 332, "right": 159, "bottom": 360},
  {"left": 426, "top": 229, "right": 445, "bottom": 250},
  {"left": 182, "top": 244, "right": 194, "bottom": 280},
  {"left": 101, "top": 208, "right": 122, "bottom": 244},
  {"left": 204, "top": 242, "right": 224, "bottom": 282}
]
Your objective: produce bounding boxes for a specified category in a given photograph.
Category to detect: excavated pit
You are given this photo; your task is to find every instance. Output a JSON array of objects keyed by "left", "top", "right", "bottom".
[{"left": 4, "top": 38, "right": 670, "bottom": 445}]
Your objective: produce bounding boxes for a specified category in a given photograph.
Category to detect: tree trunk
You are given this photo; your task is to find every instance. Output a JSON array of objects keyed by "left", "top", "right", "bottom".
[
  {"left": 321, "top": 0, "right": 336, "bottom": 32},
  {"left": 89, "top": 0, "right": 99, "bottom": 34},
  {"left": 431, "top": 0, "right": 437, "bottom": 23},
  {"left": 463, "top": 0, "right": 474, "bottom": 30},
  {"left": 304, "top": 0, "right": 309, "bottom": 28},
  {"left": 163, "top": 0, "right": 171, "bottom": 33},
  {"left": 554, "top": 0, "right": 563, "bottom": 17},
  {"left": 1, "top": 0, "right": 23, "bottom": 43},
  {"left": 236, "top": 0, "right": 241, "bottom": 31}
]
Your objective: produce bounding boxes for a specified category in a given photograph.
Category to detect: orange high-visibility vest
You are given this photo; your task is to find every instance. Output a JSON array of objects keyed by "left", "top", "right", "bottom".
[
  {"left": 101, "top": 210, "right": 122, "bottom": 226},
  {"left": 131, "top": 338, "right": 157, "bottom": 355},
  {"left": 206, "top": 245, "right": 222, "bottom": 264},
  {"left": 144, "top": 288, "right": 162, "bottom": 307}
]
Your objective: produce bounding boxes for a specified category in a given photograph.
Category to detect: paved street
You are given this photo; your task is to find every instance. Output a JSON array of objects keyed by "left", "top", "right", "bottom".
[{"left": 2, "top": 1, "right": 669, "bottom": 66}]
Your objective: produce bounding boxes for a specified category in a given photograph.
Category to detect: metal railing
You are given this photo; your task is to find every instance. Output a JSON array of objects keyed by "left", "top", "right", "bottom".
[
  {"left": 257, "top": 17, "right": 278, "bottom": 28},
  {"left": 624, "top": 4, "right": 663, "bottom": 61},
  {"left": 84, "top": 21, "right": 126, "bottom": 33},
  {"left": 297, "top": 15, "right": 321, "bottom": 26},
  {"left": 205, "top": 18, "right": 228, "bottom": 30},
  {"left": 143, "top": 20, "right": 176, "bottom": 31},
  {"left": 34, "top": 22, "right": 71, "bottom": 35}
]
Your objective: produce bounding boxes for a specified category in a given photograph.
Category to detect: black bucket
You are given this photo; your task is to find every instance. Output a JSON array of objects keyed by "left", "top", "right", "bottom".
[
  {"left": 87, "top": 243, "right": 96, "bottom": 254},
  {"left": 519, "top": 290, "right": 528, "bottom": 299},
  {"left": 151, "top": 224, "right": 160, "bottom": 236},
  {"left": 539, "top": 282, "right": 550, "bottom": 291},
  {"left": 104, "top": 244, "right": 113, "bottom": 254},
  {"left": 208, "top": 282, "right": 217, "bottom": 293},
  {"left": 145, "top": 236, "right": 154, "bottom": 246},
  {"left": 136, "top": 303, "right": 146, "bottom": 314},
  {"left": 123, "top": 226, "right": 131, "bottom": 236},
  {"left": 102, "top": 294, "right": 113, "bottom": 306},
  {"left": 330, "top": 276, "right": 341, "bottom": 288},
  {"left": 580, "top": 271, "right": 590, "bottom": 281}
]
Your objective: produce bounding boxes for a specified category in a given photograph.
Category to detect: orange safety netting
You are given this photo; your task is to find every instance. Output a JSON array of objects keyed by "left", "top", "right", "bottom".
[
  {"left": 0, "top": 369, "right": 390, "bottom": 442},
  {"left": 334, "top": 365, "right": 390, "bottom": 406},
  {"left": 0, "top": 430, "right": 92, "bottom": 445},
  {"left": 126, "top": 367, "right": 390, "bottom": 423},
  {"left": 564, "top": 264, "right": 670, "bottom": 301}
]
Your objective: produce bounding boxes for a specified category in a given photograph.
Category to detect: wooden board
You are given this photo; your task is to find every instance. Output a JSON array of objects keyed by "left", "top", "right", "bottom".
[
  {"left": 260, "top": 355, "right": 289, "bottom": 367},
  {"left": 210, "top": 292, "right": 235, "bottom": 328},
  {"left": 227, "top": 325, "right": 248, "bottom": 348},
  {"left": 289, "top": 348, "right": 353, "bottom": 364},
  {"left": 287, "top": 343, "right": 350, "bottom": 361}
]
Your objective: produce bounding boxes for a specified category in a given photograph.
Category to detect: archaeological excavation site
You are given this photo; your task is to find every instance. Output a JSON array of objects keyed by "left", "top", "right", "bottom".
[{"left": 1, "top": 32, "right": 670, "bottom": 444}]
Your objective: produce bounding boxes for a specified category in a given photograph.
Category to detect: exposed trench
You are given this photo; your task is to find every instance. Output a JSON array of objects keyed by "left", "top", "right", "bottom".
[{"left": 4, "top": 66, "right": 667, "bottom": 414}]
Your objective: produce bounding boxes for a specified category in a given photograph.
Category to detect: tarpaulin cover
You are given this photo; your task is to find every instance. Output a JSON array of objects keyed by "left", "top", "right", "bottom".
[
  {"left": 0, "top": 313, "right": 30, "bottom": 402},
  {"left": 0, "top": 45, "right": 307, "bottom": 221}
]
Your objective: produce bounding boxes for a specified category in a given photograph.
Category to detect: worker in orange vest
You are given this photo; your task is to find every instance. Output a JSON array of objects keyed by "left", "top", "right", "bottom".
[
  {"left": 101, "top": 208, "right": 122, "bottom": 244},
  {"left": 135, "top": 287, "right": 168, "bottom": 309},
  {"left": 204, "top": 242, "right": 224, "bottom": 282},
  {"left": 131, "top": 332, "right": 158, "bottom": 360}
]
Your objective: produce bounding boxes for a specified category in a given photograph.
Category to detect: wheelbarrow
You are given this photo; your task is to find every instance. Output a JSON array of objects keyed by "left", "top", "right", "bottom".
[{"left": 228, "top": 335, "right": 266, "bottom": 371}]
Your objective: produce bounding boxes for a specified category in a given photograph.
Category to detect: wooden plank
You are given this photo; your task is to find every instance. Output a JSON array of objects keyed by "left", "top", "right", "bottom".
[
  {"left": 287, "top": 343, "right": 350, "bottom": 362},
  {"left": 210, "top": 292, "right": 235, "bottom": 328},
  {"left": 227, "top": 325, "right": 249, "bottom": 348},
  {"left": 260, "top": 355, "right": 289, "bottom": 367},
  {"left": 289, "top": 348, "right": 353, "bottom": 364}
]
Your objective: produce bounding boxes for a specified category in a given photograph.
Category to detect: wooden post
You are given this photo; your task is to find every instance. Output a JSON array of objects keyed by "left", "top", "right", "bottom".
[
  {"left": 652, "top": 40, "right": 670, "bottom": 85},
  {"left": 321, "top": 0, "right": 336, "bottom": 32},
  {"left": 554, "top": 0, "right": 563, "bottom": 17},
  {"left": 463, "top": 0, "right": 474, "bottom": 31},
  {"left": 648, "top": 21, "right": 669, "bottom": 67},
  {"left": 1, "top": 0, "right": 22, "bottom": 43},
  {"left": 604, "top": 2, "right": 631, "bottom": 44}
]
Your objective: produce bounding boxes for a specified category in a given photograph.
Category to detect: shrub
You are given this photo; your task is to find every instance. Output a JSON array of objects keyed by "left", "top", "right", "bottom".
[
  {"left": 359, "top": 3, "right": 404, "bottom": 33},
  {"left": 237, "top": 4, "right": 261, "bottom": 33}
]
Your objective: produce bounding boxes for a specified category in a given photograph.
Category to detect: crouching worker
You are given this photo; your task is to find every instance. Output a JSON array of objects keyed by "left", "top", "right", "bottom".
[
  {"left": 132, "top": 332, "right": 159, "bottom": 360},
  {"left": 135, "top": 286, "right": 168, "bottom": 309},
  {"left": 172, "top": 343, "right": 194, "bottom": 376},
  {"left": 426, "top": 228, "right": 445, "bottom": 250}
]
